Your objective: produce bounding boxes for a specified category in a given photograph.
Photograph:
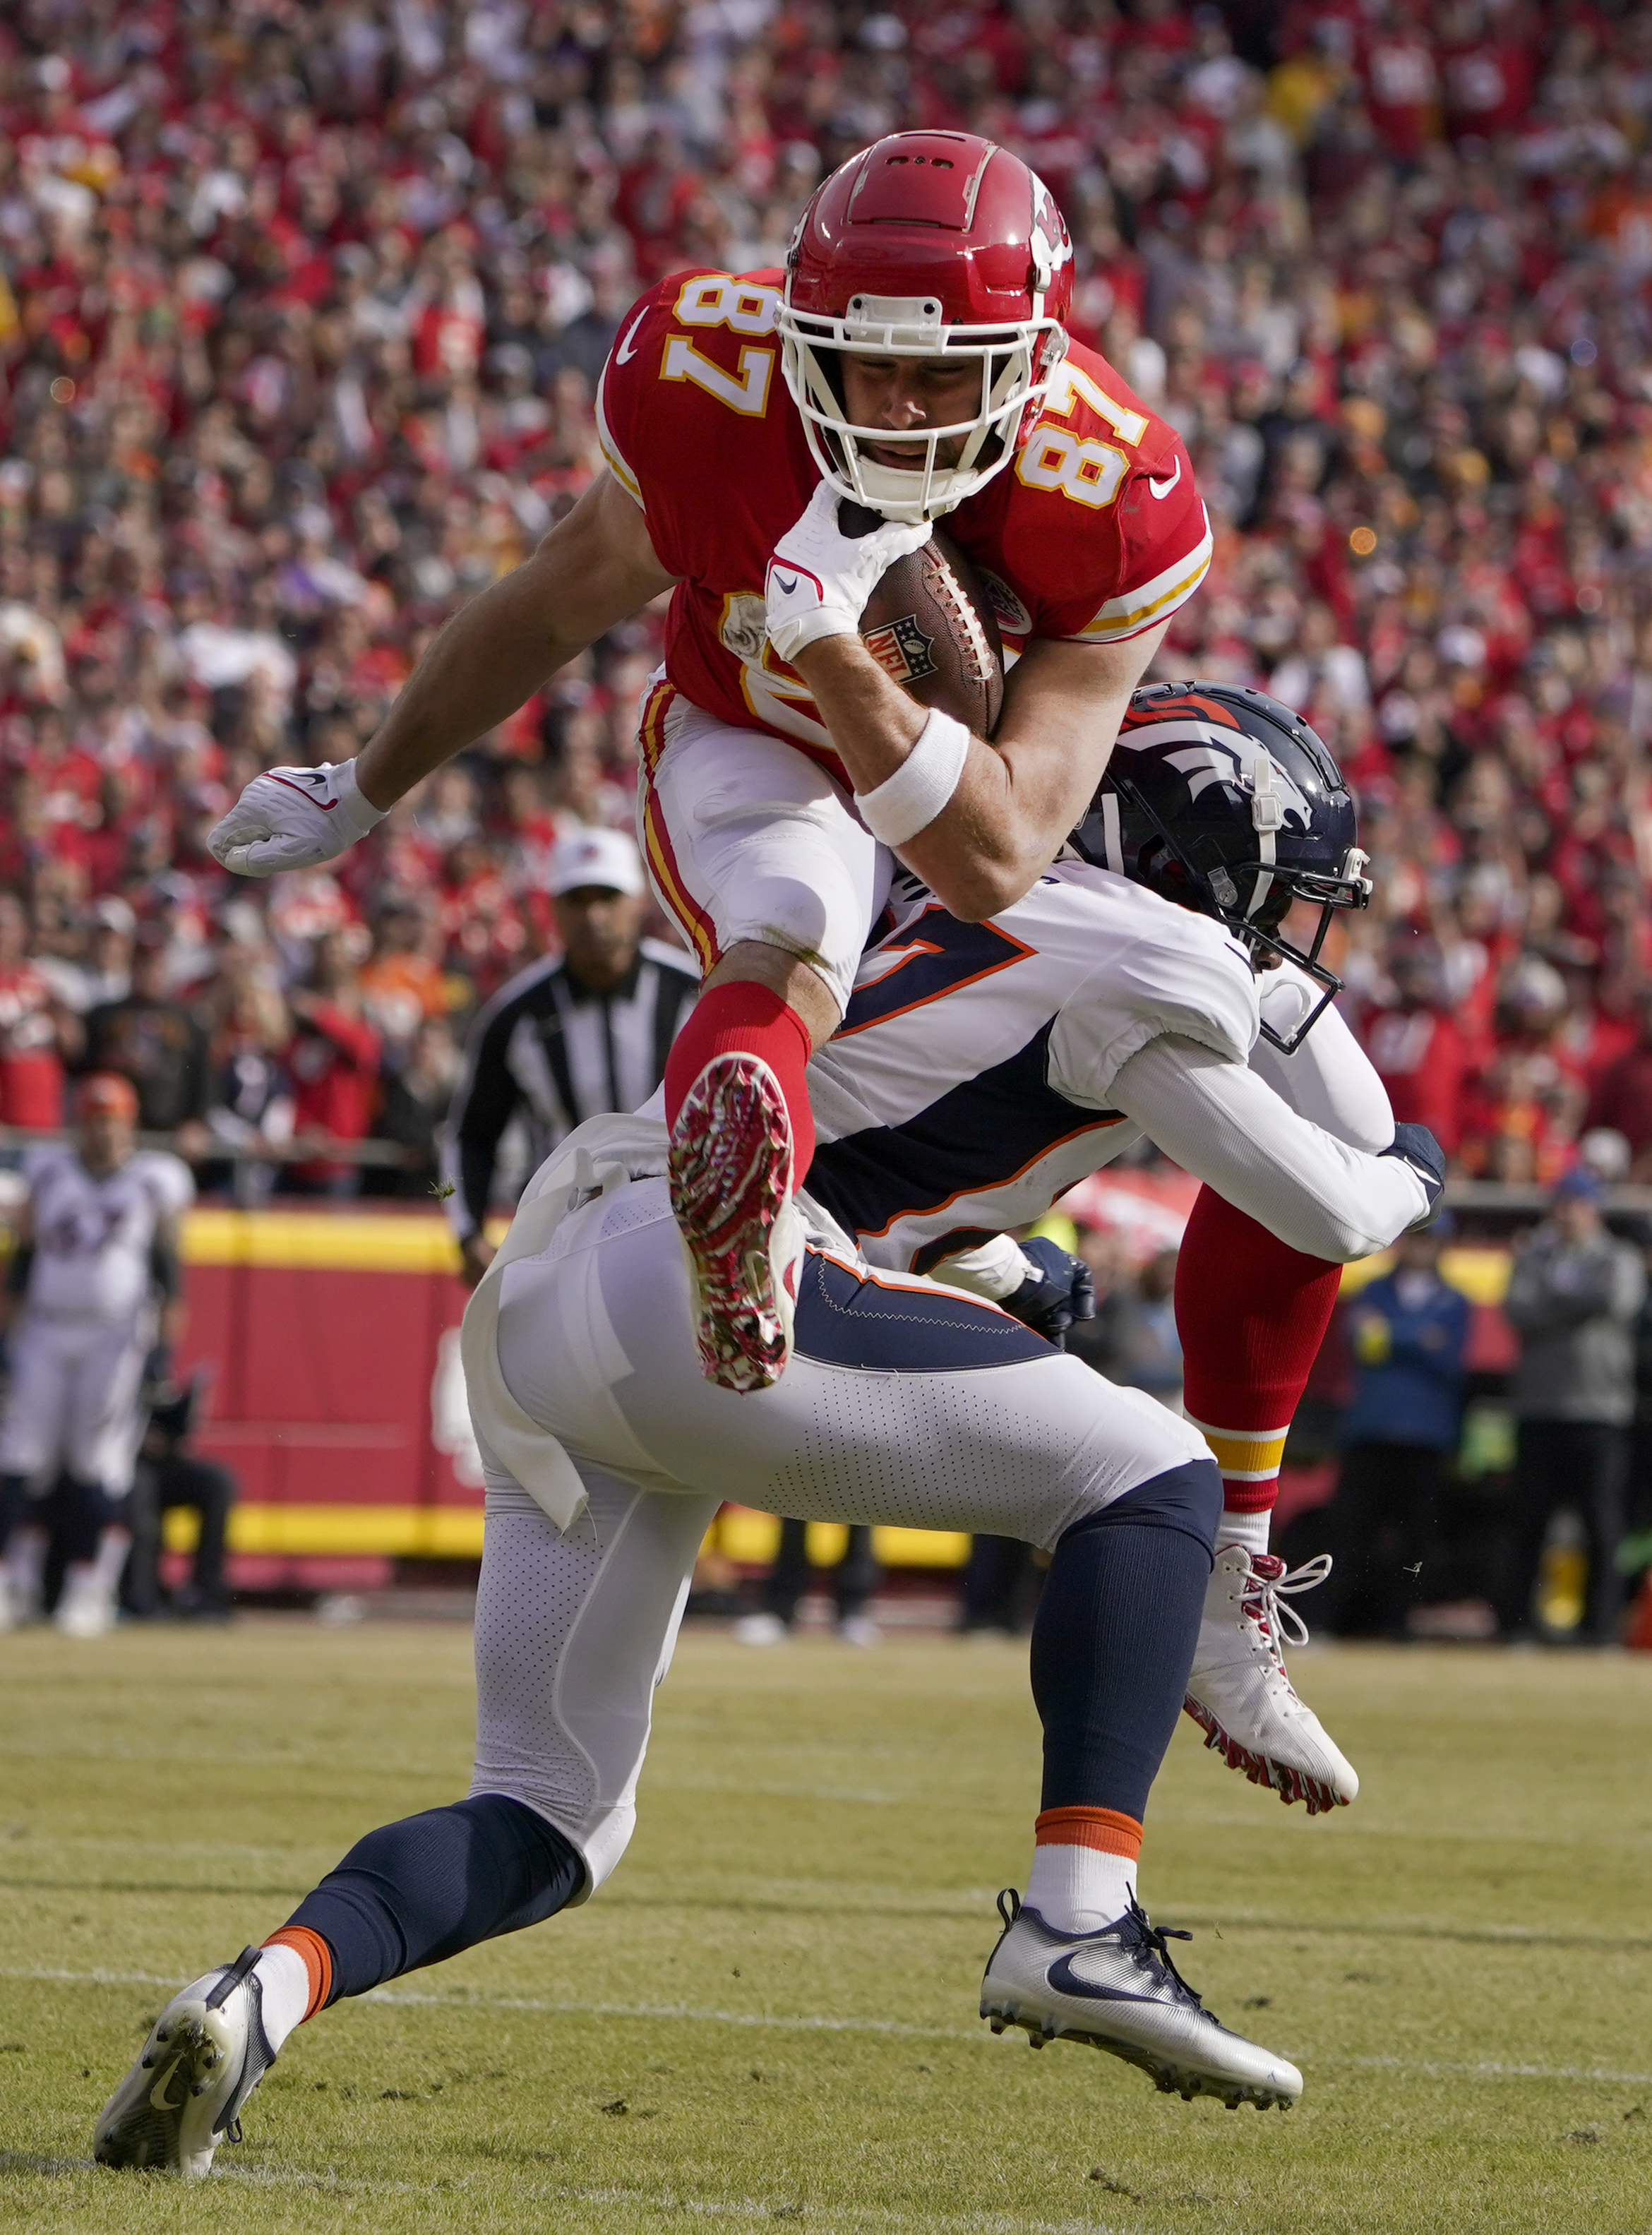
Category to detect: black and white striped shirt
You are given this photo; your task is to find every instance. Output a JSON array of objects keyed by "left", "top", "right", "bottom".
[{"left": 443, "top": 940, "right": 698, "bottom": 1238}]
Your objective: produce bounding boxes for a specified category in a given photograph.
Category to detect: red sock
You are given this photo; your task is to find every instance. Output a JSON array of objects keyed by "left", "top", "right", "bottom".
[
  {"left": 664, "top": 981, "right": 817, "bottom": 1182},
  {"left": 1175, "top": 1188, "right": 1342, "bottom": 1555}
]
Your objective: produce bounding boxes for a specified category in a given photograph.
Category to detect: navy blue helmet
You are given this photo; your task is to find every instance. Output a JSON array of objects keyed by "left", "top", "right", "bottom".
[{"left": 1071, "top": 681, "right": 1371, "bottom": 1052}]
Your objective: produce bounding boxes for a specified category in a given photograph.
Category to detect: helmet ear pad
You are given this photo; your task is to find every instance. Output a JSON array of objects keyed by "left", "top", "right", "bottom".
[
  {"left": 1132, "top": 837, "right": 1205, "bottom": 915},
  {"left": 1075, "top": 677, "right": 1374, "bottom": 1053}
]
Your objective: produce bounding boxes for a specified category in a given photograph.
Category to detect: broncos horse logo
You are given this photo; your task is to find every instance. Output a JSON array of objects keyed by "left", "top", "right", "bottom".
[{"left": 1119, "top": 717, "right": 1317, "bottom": 835}]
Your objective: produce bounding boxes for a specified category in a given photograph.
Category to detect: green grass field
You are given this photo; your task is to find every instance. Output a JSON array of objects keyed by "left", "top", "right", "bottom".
[{"left": 3, "top": 1621, "right": 1652, "bottom": 2234}]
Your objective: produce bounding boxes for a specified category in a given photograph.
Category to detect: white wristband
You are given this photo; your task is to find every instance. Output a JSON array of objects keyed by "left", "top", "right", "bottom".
[
  {"left": 331, "top": 757, "right": 389, "bottom": 844},
  {"left": 852, "top": 709, "right": 971, "bottom": 848}
]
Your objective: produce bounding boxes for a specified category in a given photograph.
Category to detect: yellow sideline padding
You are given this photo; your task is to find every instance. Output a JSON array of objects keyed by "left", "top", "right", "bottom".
[
  {"left": 1339, "top": 1245, "right": 1510, "bottom": 1305},
  {"left": 165, "top": 1503, "right": 486, "bottom": 1559},
  {"left": 710, "top": 1511, "right": 971, "bottom": 1571},
  {"left": 181, "top": 1209, "right": 465, "bottom": 1274},
  {"left": 166, "top": 1504, "right": 972, "bottom": 1569}
]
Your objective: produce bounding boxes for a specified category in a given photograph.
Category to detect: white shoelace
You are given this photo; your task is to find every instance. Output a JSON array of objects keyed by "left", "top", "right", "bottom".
[{"left": 1242, "top": 1552, "right": 1334, "bottom": 1662}]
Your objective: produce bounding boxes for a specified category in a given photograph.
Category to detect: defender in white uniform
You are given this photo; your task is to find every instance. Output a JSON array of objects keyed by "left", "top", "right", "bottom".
[
  {"left": 0, "top": 1072, "right": 193, "bottom": 1636},
  {"left": 443, "top": 856, "right": 1426, "bottom": 1879},
  {"left": 92, "top": 839, "right": 1440, "bottom": 2174}
]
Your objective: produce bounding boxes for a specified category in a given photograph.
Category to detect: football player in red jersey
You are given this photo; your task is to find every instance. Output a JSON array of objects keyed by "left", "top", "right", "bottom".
[{"left": 208, "top": 131, "right": 1211, "bottom": 1394}]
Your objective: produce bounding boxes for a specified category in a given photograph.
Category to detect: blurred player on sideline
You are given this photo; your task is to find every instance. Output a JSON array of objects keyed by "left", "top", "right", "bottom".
[{"left": 0, "top": 1074, "right": 193, "bottom": 1636}]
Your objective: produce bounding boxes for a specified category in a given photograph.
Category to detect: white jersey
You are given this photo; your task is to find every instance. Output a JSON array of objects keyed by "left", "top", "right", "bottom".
[
  {"left": 20, "top": 1148, "right": 194, "bottom": 1322},
  {"left": 803, "top": 863, "right": 1258, "bottom": 1271},
  {"left": 801, "top": 861, "right": 1411, "bottom": 1274}
]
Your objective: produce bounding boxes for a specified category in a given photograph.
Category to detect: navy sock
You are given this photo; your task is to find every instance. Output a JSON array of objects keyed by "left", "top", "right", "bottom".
[
  {"left": 282, "top": 1793, "right": 584, "bottom": 2004},
  {"left": 63, "top": 1477, "right": 109, "bottom": 1564},
  {"left": 1031, "top": 1458, "right": 1221, "bottom": 1820},
  {"left": 0, "top": 1475, "right": 25, "bottom": 1555}
]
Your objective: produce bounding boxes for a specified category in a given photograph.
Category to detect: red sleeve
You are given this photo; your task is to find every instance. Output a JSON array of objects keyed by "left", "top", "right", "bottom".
[
  {"left": 594, "top": 267, "right": 788, "bottom": 578},
  {"left": 593, "top": 276, "right": 679, "bottom": 538},
  {"left": 1067, "top": 434, "right": 1211, "bottom": 646},
  {"left": 309, "top": 1002, "right": 381, "bottom": 1074},
  {"left": 993, "top": 346, "right": 1213, "bottom": 647}
]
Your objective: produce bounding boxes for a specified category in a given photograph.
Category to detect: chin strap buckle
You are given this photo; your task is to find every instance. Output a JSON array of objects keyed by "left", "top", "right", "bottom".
[{"left": 1250, "top": 760, "right": 1286, "bottom": 835}]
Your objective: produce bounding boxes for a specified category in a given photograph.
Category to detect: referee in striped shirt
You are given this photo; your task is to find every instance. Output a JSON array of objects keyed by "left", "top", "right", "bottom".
[{"left": 443, "top": 827, "right": 698, "bottom": 1286}]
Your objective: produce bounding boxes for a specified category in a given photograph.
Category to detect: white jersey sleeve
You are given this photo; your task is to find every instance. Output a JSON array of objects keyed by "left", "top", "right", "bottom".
[
  {"left": 809, "top": 863, "right": 1257, "bottom": 1141},
  {"left": 133, "top": 1150, "right": 196, "bottom": 1221},
  {"left": 1045, "top": 885, "right": 1258, "bottom": 1110},
  {"left": 1108, "top": 1036, "right": 1427, "bottom": 1260},
  {"left": 803, "top": 865, "right": 1258, "bottom": 1273},
  {"left": 1248, "top": 965, "right": 1394, "bottom": 1153}
]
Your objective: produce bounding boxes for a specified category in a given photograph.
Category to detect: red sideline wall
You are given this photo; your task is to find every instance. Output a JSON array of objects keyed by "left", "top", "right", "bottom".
[
  {"left": 166, "top": 1208, "right": 978, "bottom": 1590},
  {"left": 174, "top": 1208, "right": 476, "bottom": 1593},
  {"left": 167, "top": 1213, "right": 1523, "bottom": 1595}
]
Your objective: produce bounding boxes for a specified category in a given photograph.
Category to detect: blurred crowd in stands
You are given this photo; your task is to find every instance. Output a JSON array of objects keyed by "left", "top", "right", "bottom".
[{"left": 0, "top": 0, "right": 1648, "bottom": 1199}]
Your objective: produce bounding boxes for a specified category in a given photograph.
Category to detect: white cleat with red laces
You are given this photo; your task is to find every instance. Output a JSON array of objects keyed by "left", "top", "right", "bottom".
[
  {"left": 1184, "top": 1547, "right": 1358, "bottom": 1815},
  {"left": 669, "top": 1051, "right": 803, "bottom": 1393}
]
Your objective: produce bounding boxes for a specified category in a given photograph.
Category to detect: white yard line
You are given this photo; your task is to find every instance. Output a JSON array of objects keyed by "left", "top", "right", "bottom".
[{"left": 13, "top": 1969, "right": 1652, "bottom": 2087}]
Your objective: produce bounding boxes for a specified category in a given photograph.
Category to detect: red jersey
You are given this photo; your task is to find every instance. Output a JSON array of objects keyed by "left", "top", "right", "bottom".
[
  {"left": 595, "top": 268, "right": 1211, "bottom": 779},
  {"left": 0, "top": 962, "right": 66, "bottom": 1130},
  {"left": 1363, "top": 1005, "right": 1468, "bottom": 1156},
  {"left": 287, "top": 1000, "right": 381, "bottom": 1185}
]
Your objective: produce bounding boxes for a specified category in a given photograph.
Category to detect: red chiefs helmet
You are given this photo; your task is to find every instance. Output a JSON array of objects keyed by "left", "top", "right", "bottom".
[{"left": 777, "top": 131, "right": 1072, "bottom": 521}]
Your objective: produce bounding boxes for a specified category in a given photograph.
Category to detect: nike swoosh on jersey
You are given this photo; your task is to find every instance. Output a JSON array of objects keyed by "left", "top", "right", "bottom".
[
  {"left": 615, "top": 309, "right": 649, "bottom": 365},
  {"left": 774, "top": 574, "right": 801, "bottom": 594},
  {"left": 1146, "top": 457, "right": 1182, "bottom": 499}
]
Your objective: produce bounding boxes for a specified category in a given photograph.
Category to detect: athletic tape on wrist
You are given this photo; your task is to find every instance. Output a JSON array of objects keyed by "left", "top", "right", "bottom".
[{"left": 853, "top": 709, "right": 971, "bottom": 848}]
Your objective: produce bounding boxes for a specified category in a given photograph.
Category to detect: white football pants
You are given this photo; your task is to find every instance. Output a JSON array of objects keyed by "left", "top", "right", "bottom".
[
  {"left": 0, "top": 1310, "right": 151, "bottom": 1493},
  {"left": 638, "top": 681, "right": 891, "bottom": 1013},
  {"left": 468, "top": 1175, "right": 1207, "bottom": 1893}
]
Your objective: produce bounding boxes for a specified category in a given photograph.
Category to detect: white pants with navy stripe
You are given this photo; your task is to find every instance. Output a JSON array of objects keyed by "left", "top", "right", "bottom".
[{"left": 469, "top": 1176, "right": 1205, "bottom": 1894}]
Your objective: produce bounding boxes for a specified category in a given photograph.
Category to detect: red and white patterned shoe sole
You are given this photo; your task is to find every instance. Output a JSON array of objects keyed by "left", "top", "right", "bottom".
[
  {"left": 669, "top": 1052, "right": 794, "bottom": 1394},
  {"left": 1181, "top": 1692, "right": 1346, "bottom": 1817}
]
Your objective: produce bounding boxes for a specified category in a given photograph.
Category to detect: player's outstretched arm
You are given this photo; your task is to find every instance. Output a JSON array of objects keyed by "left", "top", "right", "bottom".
[
  {"left": 788, "top": 623, "right": 1167, "bottom": 923},
  {"left": 1246, "top": 970, "right": 1395, "bottom": 1152},
  {"left": 354, "top": 473, "right": 679, "bottom": 810},
  {"left": 210, "top": 474, "right": 679, "bottom": 877},
  {"left": 1108, "top": 1035, "right": 1434, "bottom": 1263}
]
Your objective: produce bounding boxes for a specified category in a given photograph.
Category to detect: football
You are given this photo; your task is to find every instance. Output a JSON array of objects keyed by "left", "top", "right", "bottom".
[{"left": 847, "top": 503, "right": 1005, "bottom": 737}]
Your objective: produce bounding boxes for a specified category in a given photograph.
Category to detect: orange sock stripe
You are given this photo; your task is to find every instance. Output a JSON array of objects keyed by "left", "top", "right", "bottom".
[
  {"left": 1034, "top": 1804, "right": 1143, "bottom": 1859},
  {"left": 263, "top": 1926, "right": 333, "bottom": 2020}
]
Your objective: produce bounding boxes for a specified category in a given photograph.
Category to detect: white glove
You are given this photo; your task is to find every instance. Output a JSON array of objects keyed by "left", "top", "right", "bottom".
[
  {"left": 208, "top": 758, "right": 388, "bottom": 878},
  {"left": 764, "top": 482, "right": 932, "bottom": 664}
]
